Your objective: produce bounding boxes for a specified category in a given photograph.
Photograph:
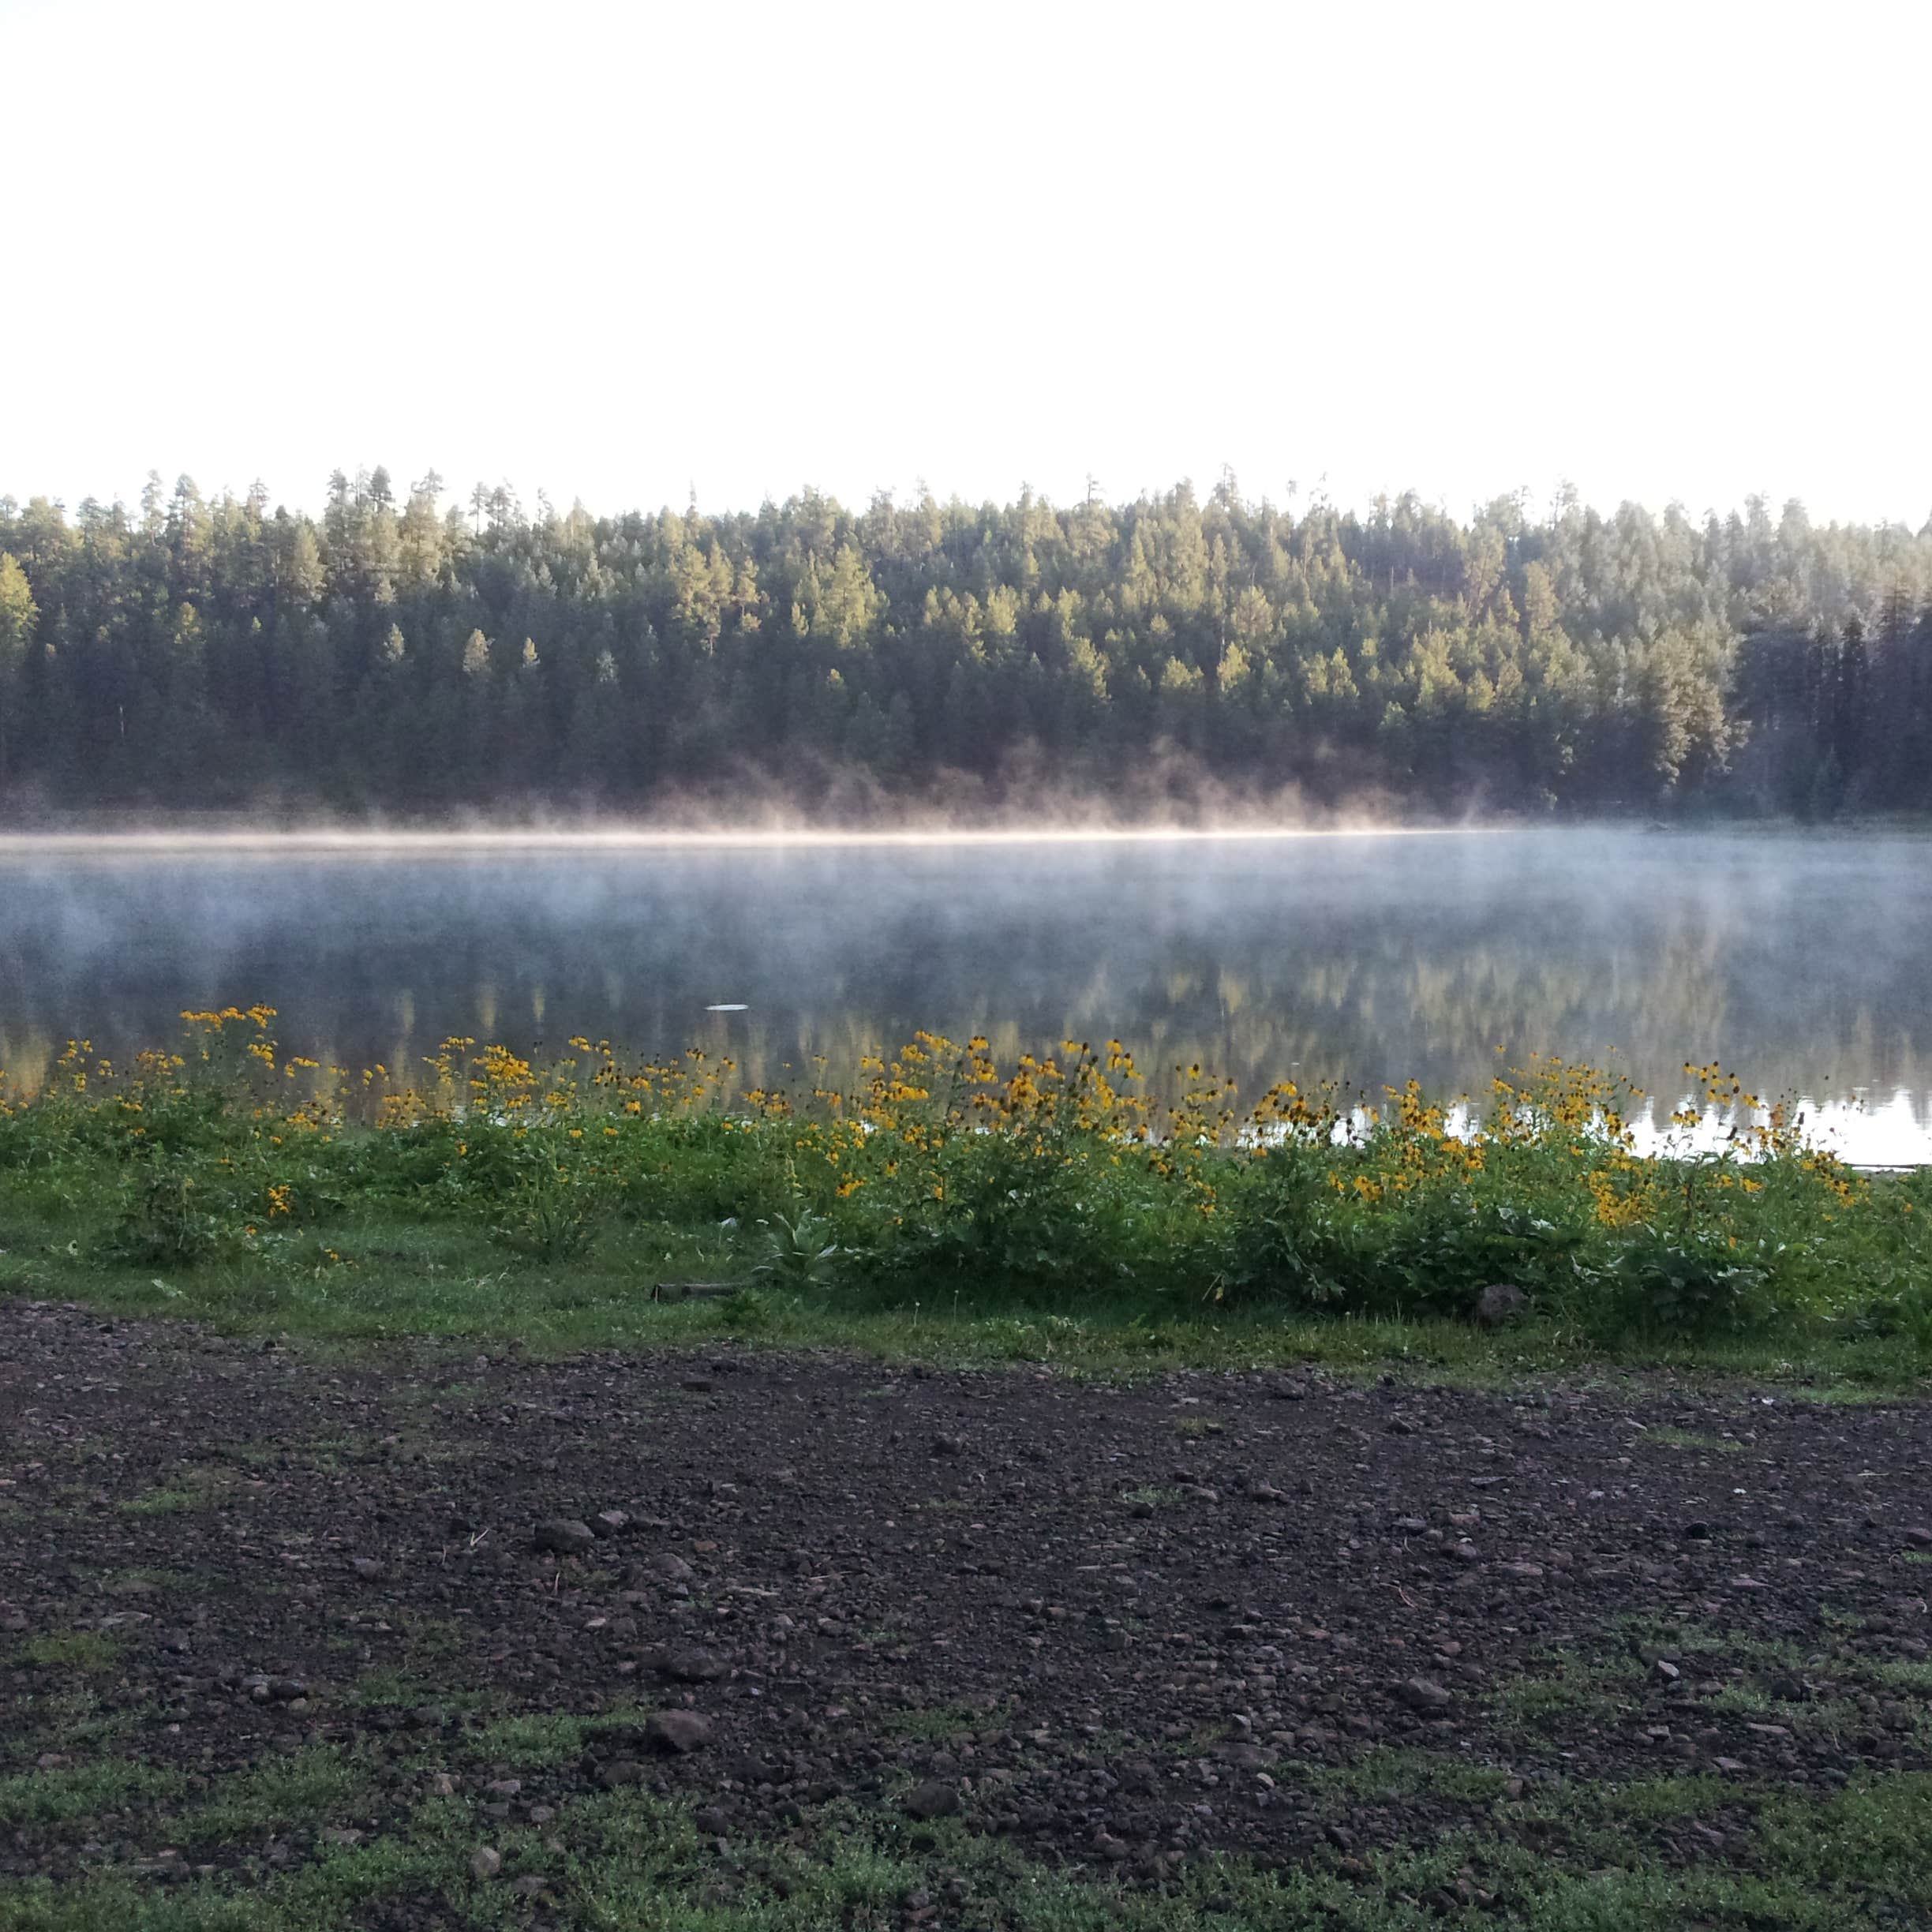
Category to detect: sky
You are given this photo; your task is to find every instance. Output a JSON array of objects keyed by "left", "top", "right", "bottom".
[{"left": 3, "top": 0, "right": 1927, "bottom": 527}]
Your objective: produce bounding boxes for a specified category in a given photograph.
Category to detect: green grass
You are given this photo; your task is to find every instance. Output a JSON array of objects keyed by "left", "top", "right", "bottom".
[
  {"left": 4, "top": 1768, "right": 1932, "bottom": 1931},
  {"left": 6, "top": 1209, "right": 1931, "bottom": 1395},
  {"left": 881, "top": 1702, "right": 987, "bottom": 1743},
  {"left": 0, "top": 1760, "right": 183, "bottom": 1828},
  {"left": 174, "top": 1746, "right": 378, "bottom": 1844},
  {"left": 1, "top": 1010, "right": 1928, "bottom": 1377},
  {"left": 13, "top": 1634, "right": 125, "bottom": 1675},
  {"left": 117, "top": 1487, "right": 197, "bottom": 1515},
  {"left": 1638, "top": 1425, "right": 1744, "bottom": 1452}
]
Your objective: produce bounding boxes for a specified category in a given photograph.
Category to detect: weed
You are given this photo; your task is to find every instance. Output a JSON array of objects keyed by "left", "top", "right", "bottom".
[{"left": 753, "top": 1208, "right": 842, "bottom": 1287}]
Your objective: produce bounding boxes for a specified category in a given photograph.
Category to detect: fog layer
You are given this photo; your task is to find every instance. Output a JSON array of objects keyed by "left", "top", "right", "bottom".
[{"left": 1, "top": 826, "right": 1926, "bottom": 1160}]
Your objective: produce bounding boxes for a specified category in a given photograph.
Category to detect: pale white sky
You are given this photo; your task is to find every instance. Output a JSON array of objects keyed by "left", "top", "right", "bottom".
[{"left": 3, "top": 0, "right": 1926, "bottom": 526}]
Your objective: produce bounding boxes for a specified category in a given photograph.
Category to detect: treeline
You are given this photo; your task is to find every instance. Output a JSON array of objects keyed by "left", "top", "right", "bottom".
[{"left": 2, "top": 470, "right": 1930, "bottom": 815}]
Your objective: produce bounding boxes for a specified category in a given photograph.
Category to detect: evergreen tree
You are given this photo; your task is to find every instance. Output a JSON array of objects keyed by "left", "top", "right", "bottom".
[{"left": 2, "top": 472, "right": 1930, "bottom": 814}]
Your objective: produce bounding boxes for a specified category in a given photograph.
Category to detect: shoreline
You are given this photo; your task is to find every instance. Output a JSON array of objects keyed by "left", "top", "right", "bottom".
[{"left": 2, "top": 814, "right": 1930, "bottom": 855}]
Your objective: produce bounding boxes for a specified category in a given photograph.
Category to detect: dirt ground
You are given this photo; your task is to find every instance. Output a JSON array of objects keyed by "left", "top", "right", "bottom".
[{"left": 4, "top": 1300, "right": 1932, "bottom": 1926}]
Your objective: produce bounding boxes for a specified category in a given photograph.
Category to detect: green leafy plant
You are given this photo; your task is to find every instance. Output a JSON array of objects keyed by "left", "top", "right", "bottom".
[
  {"left": 490, "top": 1166, "right": 605, "bottom": 1263},
  {"left": 753, "top": 1208, "right": 842, "bottom": 1288},
  {"left": 1598, "top": 1224, "right": 1777, "bottom": 1335},
  {"left": 103, "top": 1161, "right": 222, "bottom": 1268}
]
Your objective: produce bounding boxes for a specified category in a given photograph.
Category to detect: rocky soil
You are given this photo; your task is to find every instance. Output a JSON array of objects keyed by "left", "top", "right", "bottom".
[{"left": 4, "top": 1301, "right": 1932, "bottom": 1923}]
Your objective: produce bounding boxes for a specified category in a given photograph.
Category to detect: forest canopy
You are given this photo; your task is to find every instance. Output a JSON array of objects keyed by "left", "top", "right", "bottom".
[{"left": 2, "top": 471, "right": 1930, "bottom": 819}]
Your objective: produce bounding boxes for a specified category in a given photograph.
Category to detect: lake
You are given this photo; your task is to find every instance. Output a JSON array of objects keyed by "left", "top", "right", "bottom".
[{"left": 1, "top": 826, "right": 1927, "bottom": 1163}]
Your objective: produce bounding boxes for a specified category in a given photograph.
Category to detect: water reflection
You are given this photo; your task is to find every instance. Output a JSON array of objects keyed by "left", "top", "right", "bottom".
[{"left": 0, "top": 828, "right": 1926, "bottom": 1161}]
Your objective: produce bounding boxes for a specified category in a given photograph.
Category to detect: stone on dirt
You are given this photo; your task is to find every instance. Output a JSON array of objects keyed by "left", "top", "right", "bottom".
[
  {"left": 644, "top": 1709, "right": 713, "bottom": 1754},
  {"left": 1391, "top": 1677, "right": 1454, "bottom": 1711},
  {"left": 534, "top": 1518, "right": 596, "bottom": 1556},
  {"left": 1476, "top": 1283, "right": 1528, "bottom": 1327},
  {"left": 664, "top": 1646, "right": 727, "bottom": 1683}
]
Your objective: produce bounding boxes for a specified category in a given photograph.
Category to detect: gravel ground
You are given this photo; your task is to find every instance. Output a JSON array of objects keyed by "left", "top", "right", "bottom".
[{"left": 4, "top": 1300, "right": 1932, "bottom": 1926}]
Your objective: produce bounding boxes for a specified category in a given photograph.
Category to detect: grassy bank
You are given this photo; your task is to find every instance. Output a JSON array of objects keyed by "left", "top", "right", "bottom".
[{"left": 2, "top": 1009, "right": 1927, "bottom": 1379}]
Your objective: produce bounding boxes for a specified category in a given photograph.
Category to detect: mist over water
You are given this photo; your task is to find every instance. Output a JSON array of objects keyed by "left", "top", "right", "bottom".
[{"left": 1, "top": 826, "right": 1927, "bottom": 1162}]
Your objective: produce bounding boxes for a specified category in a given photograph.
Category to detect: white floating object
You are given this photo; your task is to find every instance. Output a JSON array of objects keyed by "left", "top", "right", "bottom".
[{"left": 706, "top": 1003, "right": 748, "bottom": 1011}]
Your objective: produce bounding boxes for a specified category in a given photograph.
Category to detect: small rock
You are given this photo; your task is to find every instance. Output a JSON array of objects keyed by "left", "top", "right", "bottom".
[
  {"left": 592, "top": 1510, "right": 630, "bottom": 1538},
  {"left": 350, "top": 1557, "right": 385, "bottom": 1581},
  {"left": 1654, "top": 1659, "right": 1681, "bottom": 1683},
  {"left": 694, "top": 1805, "right": 729, "bottom": 1836},
  {"left": 646, "top": 1552, "right": 695, "bottom": 1583},
  {"left": 1391, "top": 1677, "right": 1453, "bottom": 1711},
  {"left": 470, "top": 1846, "right": 502, "bottom": 1881},
  {"left": 904, "top": 1779, "right": 960, "bottom": 1819},
  {"left": 644, "top": 1710, "right": 713, "bottom": 1754},
  {"left": 1475, "top": 1283, "right": 1528, "bottom": 1328},
  {"left": 664, "top": 1646, "right": 727, "bottom": 1683},
  {"left": 930, "top": 1433, "right": 965, "bottom": 1458},
  {"left": 534, "top": 1518, "right": 596, "bottom": 1556},
  {"left": 1901, "top": 1526, "right": 1932, "bottom": 1548}
]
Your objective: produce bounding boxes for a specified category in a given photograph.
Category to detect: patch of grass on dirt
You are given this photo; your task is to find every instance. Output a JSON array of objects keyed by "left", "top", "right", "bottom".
[
  {"left": 0, "top": 1759, "right": 184, "bottom": 1828},
  {"left": 462, "top": 1710, "right": 599, "bottom": 1765},
  {"left": 4, "top": 1762, "right": 1932, "bottom": 1932},
  {"left": 882, "top": 1702, "right": 984, "bottom": 1743},
  {"left": 1870, "top": 1658, "right": 1932, "bottom": 1694},
  {"left": 176, "top": 1746, "right": 380, "bottom": 1844},
  {"left": 1493, "top": 1657, "right": 1631, "bottom": 1729},
  {"left": 347, "top": 1657, "right": 497, "bottom": 1715},
  {"left": 1308, "top": 1747, "right": 1515, "bottom": 1804},
  {"left": 1586, "top": 1769, "right": 1736, "bottom": 1822},
  {"left": 1639, "top": 1425, "right": 1745, "bottom": 1451},
  {"left": 14, "top": 1633, "right": 124, "bottom": 1675},
  {"left": 115, "top": 1487, "right": 196, "bottom": 1515}
]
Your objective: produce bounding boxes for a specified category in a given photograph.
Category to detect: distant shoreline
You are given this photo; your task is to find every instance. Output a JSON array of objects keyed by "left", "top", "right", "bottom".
[
  {"left": 0, "top": 822, "right": 1507, "bottom": 855},
  {"left": 0, "top": 813, "right": 1927, "bottom": 854}
]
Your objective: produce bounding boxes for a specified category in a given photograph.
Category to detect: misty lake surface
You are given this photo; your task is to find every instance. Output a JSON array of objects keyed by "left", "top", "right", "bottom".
[{"left": 1, "top": 827, "right": 1928, "bottom": 1162}]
